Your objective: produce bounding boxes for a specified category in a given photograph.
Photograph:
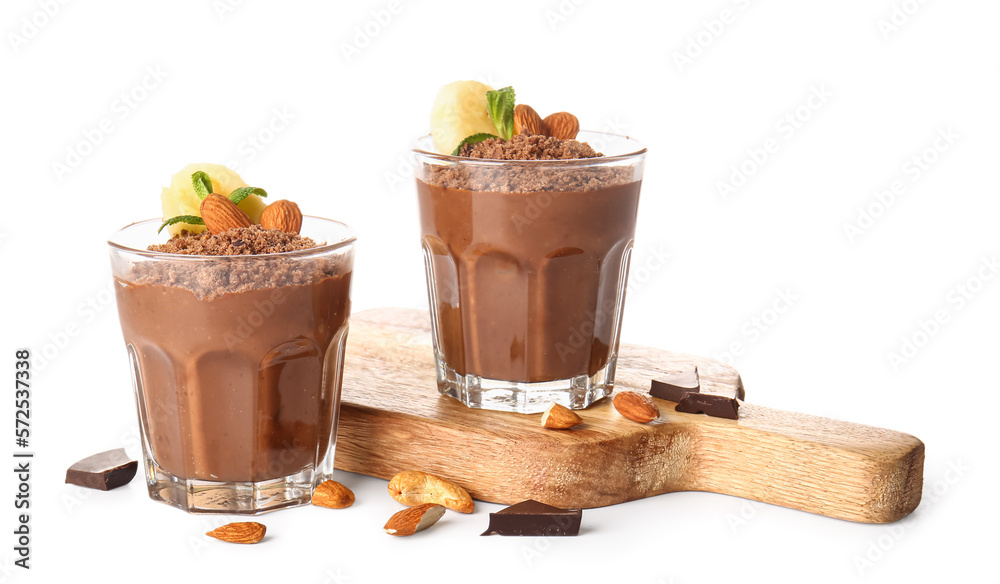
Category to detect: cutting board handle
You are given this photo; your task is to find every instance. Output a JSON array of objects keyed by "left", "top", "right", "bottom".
[{"left": 670, "top": 403, "right": 924, "bottom": 523}]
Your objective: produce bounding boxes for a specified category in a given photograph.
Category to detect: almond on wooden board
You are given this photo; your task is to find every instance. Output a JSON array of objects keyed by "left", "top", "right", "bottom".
[
  {"left": 259, "top": 199, "right": 303, "bottom": 234},
  {"left": 388, "top": 470, "right": 474, "bottom": 513},
  {"left": 200, "top": 193, "right": 253, "bottom": 234},
  {"left": 383, "top": 503, "right": 446, "bottom": 536},
  {"left": 543, "top": 112, "right": 580, "bottom": 140},
  {"left": 205, "top": 522, "right": 266, "bottom": 544},
  {"left": 514, "top": 103, "right": 548, "bottom": 136},
  {"left": 312, "top": 480, "right": 355, "bottom": 509},
  {"left": 540, "top": 402, "right": 583, "bottom": 429},
  {"left": 613, "top": 391, "right": 659, "bottom": 423}
]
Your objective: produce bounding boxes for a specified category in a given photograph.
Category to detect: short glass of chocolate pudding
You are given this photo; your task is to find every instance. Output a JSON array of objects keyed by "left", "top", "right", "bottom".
[
  {"left": 107, "top": 218, "right": 355, "bottom": 514},
  {"left": 414, "top": 132, "right": 645, "bottom": 413}
]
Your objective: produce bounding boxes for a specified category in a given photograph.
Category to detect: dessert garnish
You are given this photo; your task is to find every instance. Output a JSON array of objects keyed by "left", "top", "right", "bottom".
[
  {"left": 205, "top": 522, "right": 266, "bottom": 544},
  {"left": 612, "top": 391, "right": 660, "bottom": 423},
  {"left": 429, "top": 81, "right": 586, "bottom": 157},
  {"left": 481, "top": 500, "right": 582, "bottom": 536},
  {"left": 675, "top": 393, "right": 740, "bottom": 420},
  {"left": 158, "top": 163, "right": 268, "bottom": 235},
  {"left": 387, "top": 470, "right": 474, "bottom": 513},
  {"left": 64, "top": 448, "right": 137, "bottom": 491},
  {"left": 383, "top": 504, "right": 446, "bottom": 537},
  {"left": 151, "top": 164, "right": 316, "bottom": 255},
  {"left": 650, "top": 367, "right": 701, "bottom": 402}
]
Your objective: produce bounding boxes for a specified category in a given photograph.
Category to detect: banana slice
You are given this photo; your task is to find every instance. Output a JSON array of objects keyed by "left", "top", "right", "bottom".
[{"left": 430, "top": 80, "right": 497, "bottom": 155}]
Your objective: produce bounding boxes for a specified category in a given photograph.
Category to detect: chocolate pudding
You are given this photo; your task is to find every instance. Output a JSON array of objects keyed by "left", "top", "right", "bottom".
[
  {"left": 109, "top": 219, "right": 355, "bottom": 512},
  {"left": 418, "top": 179, "right": 640, "bottom": 383},
  {"left": 415, "top": 133, "right": 644, "bottom": 404}
]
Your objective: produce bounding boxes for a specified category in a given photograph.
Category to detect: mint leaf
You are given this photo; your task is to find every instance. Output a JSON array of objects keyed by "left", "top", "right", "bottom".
[
  {"left": 486, "top": 86, "right": 516, "bottom": 140},
  {"left": 158, "top": 215, "right": 205, "bottom": 234},
  {"left": 228, "top": 186, "right": 267, "bottom": 205},
  {"left": 191, "top": 171, "right": 213, "bottom": 200},
  {"left": 451, "top": 133, "right": 497, "bottom": 156}
]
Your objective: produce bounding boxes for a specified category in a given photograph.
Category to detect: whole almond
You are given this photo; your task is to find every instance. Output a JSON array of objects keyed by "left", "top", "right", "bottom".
[
  {"left": 388, "top": 470, "right": 474, "bottom": 513},
  {"left": 540, "top": 402, "right": 583, "bottom": 429},
  {"left": 200, "top": 193, "right": 252, "bottom": 234},
  {"left": 613, "top": 391, "right": 659, "bottom": 423},
  {"left": 513, "top": 103, "right": 548, "bottom": 136},
  {"left": 383, "top": 503, "right": 445, "bottom": 536},
  {"left": 543, "top": 112, "right": 580, "bottom": 140},
  {"left": 312, "top": 480, "right": 355, "bottom": 509},
  {"left": 260, "top": 199, "right": 303, "bottom": 234},
  {"left": 206, "top": 522, "right": 266, "bottom": 544}
]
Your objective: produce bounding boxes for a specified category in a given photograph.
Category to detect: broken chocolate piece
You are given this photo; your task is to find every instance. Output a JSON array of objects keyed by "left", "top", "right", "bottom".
[
  {"left": 65, "top": 448, "right": 138, "bottom": 491},
  {"left": 675, "top": 393, "right": 740, "bottom": 420},
  {"left": 650, "top": 367, "right": 700, "bottom": 402},
  {"left": 481, "top": 500, "right": 582, "bottom": 536}
]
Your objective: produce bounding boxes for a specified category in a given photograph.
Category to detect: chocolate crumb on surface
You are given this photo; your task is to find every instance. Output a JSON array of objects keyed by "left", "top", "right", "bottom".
[
  {"left": 459, "top": 134, "right": 602, "bottom": 160},
  {"left": 148, "top": 225, "right": 319, "bottom": 256}
]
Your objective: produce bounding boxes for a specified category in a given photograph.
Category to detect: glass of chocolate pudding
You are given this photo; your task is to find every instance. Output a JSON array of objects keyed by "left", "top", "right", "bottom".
[
  {"left": 414, "top": 131, "right": 645, "bottom": 413},
  {"left": 108, "top": 217, "right": 355, "bottom": 514}
]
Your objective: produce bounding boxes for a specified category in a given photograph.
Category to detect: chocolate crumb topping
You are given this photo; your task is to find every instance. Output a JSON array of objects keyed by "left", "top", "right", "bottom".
[
  {"left": 148, "top": 225, "right": 319, "bottom": 256},
  {"left": 459, "top": 134, "right": 602, "bottom": 160},
  {"left": 122, "top": 225, "right": 342, "bottom": 300}
]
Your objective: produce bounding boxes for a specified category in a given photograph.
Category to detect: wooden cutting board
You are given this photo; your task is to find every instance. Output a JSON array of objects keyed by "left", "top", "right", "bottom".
[{"left": 333, "top": 308, "right": 924, "bottom": 524}]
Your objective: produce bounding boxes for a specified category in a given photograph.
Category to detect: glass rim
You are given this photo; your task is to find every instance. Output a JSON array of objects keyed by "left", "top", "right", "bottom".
[
  {"left": 107, "top": 216, "right": 357, "bottom": 260},
  {"left": 412, "top": 130, "right": 646, "bottom": 166}
]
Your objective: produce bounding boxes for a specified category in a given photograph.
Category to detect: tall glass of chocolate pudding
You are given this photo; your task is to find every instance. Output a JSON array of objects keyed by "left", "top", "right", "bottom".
[
  {"left": 415, "top": 132, "right": 645, "bottom": 413},
  {"left": 108, "top": 217, "right": 355, "bottom": 514}
]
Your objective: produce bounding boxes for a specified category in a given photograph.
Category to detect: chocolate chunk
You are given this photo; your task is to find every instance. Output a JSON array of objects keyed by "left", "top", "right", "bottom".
[
  {"left": 65, "top": 448, "right": 138, "bottom": 491},
  {"left": 675, "top": 393, "right": 740, "bottom": 420},
  {"left": 650, "top": 367, "right": 700, "bottom": 402},
  {"left": 736, "top": 374, "right": 746, "bottom": 400},
  {"left": 481, "top": 500, "right": 582, "bottom": 536}
]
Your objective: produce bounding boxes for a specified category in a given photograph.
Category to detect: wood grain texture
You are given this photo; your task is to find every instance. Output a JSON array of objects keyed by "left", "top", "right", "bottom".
[{"left": 334, "top": 308, "right": 924, "bottom": 523}]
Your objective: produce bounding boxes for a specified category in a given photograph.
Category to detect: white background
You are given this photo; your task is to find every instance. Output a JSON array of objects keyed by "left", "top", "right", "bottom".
[{"left": 2, "top": 0, "right": 997, "bottom": 582}]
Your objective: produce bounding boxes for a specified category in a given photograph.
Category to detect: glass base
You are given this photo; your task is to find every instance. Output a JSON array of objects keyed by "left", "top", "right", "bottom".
[
  {"left": 435, "top": 353, "right": 617, "bottom": 414},
  {"left": 143, "top": 457, "right": 319, "bottom": 515}
]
